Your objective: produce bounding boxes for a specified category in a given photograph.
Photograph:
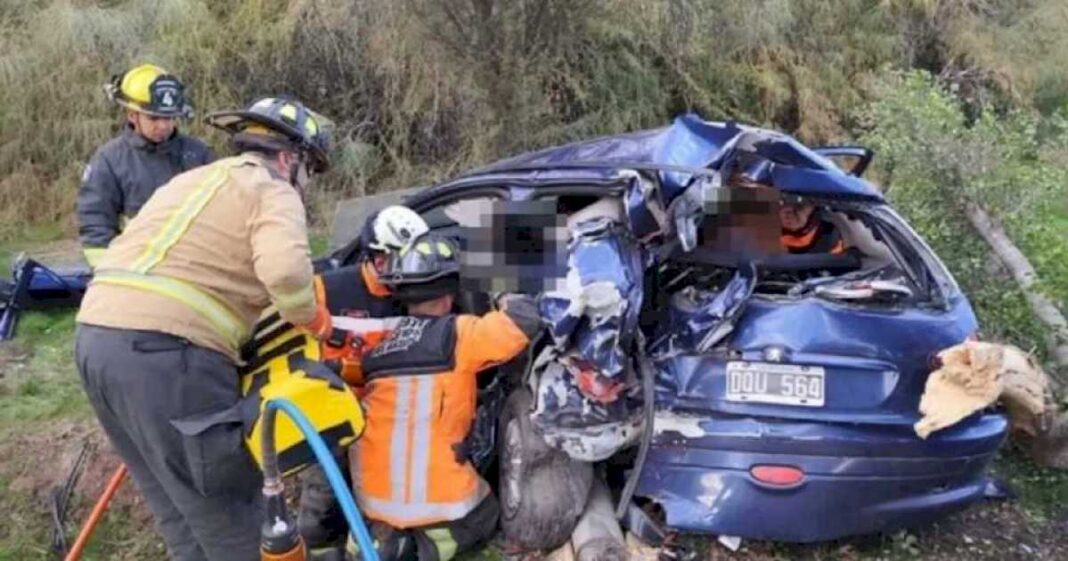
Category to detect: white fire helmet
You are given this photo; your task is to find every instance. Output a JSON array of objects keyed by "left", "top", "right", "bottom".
[{"left": 369, "top": 205, "right": 430, "bottom": 252}]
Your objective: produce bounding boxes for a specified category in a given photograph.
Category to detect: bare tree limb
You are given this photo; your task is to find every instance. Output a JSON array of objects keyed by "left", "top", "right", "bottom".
[{"left": 963, "top": 199, "right": 1068, "bottom": 386}]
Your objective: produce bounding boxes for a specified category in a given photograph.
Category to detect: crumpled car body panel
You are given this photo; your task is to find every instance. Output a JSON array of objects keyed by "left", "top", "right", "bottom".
[
  {"left": 638, "top": 411, "right": 1006, "bottom": 541},
  {"left": 635, "top": 287, "right": 1006, "bottom": 542},
  {"left": 345, "top": 114, "right": 1008, "bottom": 543},
  {"left": 656, "top": 294, "right": 979, "bottom": 424},
  {"left": 539, "top": 218, "right": 646, "bottom": 379},
  {"left": 469, "top": 113, "right": 884, "bottom": 203},
  {"left": 532, "top": 216, "right": 647, "bottom": 461}
]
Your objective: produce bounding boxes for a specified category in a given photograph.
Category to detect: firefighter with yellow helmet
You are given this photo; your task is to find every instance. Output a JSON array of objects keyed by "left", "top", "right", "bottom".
[
  {"left": 78, "top": 63, "right": 214, "bottom": 267},
  {"left": 75, "top": 97, "right": 334, "bottom": 561}
]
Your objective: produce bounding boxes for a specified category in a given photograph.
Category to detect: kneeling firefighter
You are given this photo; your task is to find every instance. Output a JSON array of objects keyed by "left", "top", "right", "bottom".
[
  {"left": 298, "top": 206, "right": 430, "bottom": 556},
  {"left": 75, "top": 97, "right": 335, "bottom": 561},
  {"left": 346, "top": 233, "right": 543, "bottom": 561}
]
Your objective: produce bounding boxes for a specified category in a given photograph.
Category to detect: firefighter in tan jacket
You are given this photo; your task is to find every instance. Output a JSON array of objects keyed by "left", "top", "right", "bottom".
[{"left": 75, "top": 97, "right": 334, "bottom": 561}]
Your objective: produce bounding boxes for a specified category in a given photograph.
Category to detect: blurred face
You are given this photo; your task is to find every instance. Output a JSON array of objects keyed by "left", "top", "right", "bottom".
[
  {"left": 128, "top": 111, "right": 177, "bottom": 144},
  {"left": 274, "top": 151, "right": 312, "bottom": 198},
  {"left": 409, "top": 294, "right": 455, "bottom": 317},
  {"left": 371, "top": 252, "right": 389, "bottom": 271},
  {"left": 779, "top": 203, "right": 816, "bottom": 231}
]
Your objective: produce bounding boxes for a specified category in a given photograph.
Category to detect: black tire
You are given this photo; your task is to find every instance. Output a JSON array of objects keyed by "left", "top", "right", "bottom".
[{"left": 498, "top": 388, "right": 593, "bottom": 551}]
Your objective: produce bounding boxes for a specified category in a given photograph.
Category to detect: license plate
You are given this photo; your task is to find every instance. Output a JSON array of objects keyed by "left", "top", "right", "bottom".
[{"left": 725, "top": 362, "right": 825, "bottom": 407}]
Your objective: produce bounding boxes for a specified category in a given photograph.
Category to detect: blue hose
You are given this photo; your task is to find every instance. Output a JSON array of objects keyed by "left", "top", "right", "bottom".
[{"left": 264, "top": 398, "right": 380, "bottom": 561}]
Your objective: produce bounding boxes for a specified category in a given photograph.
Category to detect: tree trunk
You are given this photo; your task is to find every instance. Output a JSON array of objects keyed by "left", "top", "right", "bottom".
[
  {"left": 571, "top": 477, "right": 627, "bottom": 561},
  {"left": 962, "top": 200, "right": 1068, "bottom": 386}
]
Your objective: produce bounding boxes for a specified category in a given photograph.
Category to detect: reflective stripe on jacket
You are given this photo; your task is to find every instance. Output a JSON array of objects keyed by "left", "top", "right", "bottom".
[
  {"left": 351, "top": 309, "right": 535, "bottom": 529},
  {"left": 76, "top": 153, "right": 316, "bottom": 362},
  {"left": 78, "top": 125, "right": 214, "bottom": 260}
]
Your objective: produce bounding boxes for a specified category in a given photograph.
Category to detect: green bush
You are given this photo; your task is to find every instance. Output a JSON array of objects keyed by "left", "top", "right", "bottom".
[
  {"left": 857, "top": 70, "right": 1067, "bottom": 364},
  {"left": 3, "top": 0, "right": 1067, "bottom": 243}
]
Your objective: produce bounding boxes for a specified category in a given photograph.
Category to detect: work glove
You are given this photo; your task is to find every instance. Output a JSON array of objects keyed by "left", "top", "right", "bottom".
[
  {"left": 296, "top": 301, "right": 333, "bottom": 341},
  {"left": 495, "top": 292, "right": 543, "bottom": 340},
  {"left": 494, "top": 292, "right": 539, "bottom": 311}
]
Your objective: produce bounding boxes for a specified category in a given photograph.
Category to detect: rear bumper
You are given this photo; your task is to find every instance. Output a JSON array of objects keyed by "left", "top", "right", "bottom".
[{"left": 635, "top": 412, "right": 1007, "bottom": 542}]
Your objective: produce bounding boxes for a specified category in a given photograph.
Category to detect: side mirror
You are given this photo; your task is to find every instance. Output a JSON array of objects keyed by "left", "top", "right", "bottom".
[{"left": 813, "top": 146, "right": 874, "bottom": 177}]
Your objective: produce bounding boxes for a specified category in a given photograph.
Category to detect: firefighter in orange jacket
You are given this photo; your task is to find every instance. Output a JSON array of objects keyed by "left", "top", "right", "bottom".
[
  {"left": 346, "top": 233, "right": 542, "bottom": 561},
  {"left": 315, "top": 206, "right": 430, "bottom": 384},
  {"left": 779, "top": 200, "right": 846, "bottom": 254},
  {"left": 299, "top": 206, "right": 429, "bottom": 555},
  {"left": 317, "top": 206, "right": 430, "bottom": 321}
]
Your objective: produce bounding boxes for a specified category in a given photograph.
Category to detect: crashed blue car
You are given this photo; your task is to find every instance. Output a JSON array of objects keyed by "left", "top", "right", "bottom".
[{"left": 330, "top": 114, "right": 1007, "bottom": 545}]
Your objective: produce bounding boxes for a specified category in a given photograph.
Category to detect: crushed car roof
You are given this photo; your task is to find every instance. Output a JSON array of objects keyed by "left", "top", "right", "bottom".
[{"left": 458, "top": 113, "right": 885, "bottom": 204}]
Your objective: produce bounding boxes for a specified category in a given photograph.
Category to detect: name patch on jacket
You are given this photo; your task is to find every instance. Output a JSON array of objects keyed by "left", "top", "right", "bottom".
[{"left": 363, "top": 316, "right": 458, "bottom": 378}]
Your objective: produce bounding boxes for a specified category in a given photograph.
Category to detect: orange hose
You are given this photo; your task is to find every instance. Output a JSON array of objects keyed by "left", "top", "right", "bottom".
[{"left": 64, "top": 464, "right": 128, "bottom": 561}]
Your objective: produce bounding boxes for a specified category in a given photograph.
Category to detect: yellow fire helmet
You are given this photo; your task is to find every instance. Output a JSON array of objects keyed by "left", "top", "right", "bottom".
[
  {"left": 238, "top": 307, "right": 365, "bottom": 477},
  {"left": 104, "top": 63, "right": 192, "bottom": 118}
]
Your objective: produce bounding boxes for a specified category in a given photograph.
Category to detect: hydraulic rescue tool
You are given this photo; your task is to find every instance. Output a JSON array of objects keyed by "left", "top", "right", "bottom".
[{"left": 258, "top": 397, "right": 380, "bottom": 561}]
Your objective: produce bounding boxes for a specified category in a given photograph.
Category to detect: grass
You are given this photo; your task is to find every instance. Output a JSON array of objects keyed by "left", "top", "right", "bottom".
[
  {"left": 0, "top": 483, "right": 165, "bottom": 561},
  {"left": 0, "top": 309, "right": 112, "bottom": 561},
  {"left": 1000, "top": 200, "right": 1068, "bottom": 317},
  {"left": 0, "top": 311, "right": 87, "bottom": 425},
  {"left": 0, "top": 233, "right": 338, "bottom": 560},
  {"left": 991, "top": 447, "right": 1068, "bottom": 524}
]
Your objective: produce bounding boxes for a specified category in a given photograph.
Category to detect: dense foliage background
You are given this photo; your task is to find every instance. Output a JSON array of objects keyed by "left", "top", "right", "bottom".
[
  {"left": 1, "top": 3, "right": 1067, "bottom": 559},
  {"left": 0, "top": 0, "right": 1065, "bottom": 358}
]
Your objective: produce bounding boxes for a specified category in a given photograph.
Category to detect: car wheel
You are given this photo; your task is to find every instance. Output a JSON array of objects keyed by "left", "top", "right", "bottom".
[{"left": 498, "top": 388, "right": 593, "bottom": 551}]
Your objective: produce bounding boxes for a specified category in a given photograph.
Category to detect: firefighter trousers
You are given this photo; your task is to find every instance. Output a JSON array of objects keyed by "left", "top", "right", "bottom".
[
  {"left": 345, "top": 494, "right": 500, "bottom": 561},
  {"left": 299, "top": 450, "right": 352, "bottom": 550},
  {"left": 75, "top": 324, "right": 263, "bottom": 561}
]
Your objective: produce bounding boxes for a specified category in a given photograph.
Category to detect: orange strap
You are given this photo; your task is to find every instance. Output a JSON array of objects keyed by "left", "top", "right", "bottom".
[
  {"left": 361, "top": 261, "right": 392, "bottom": 298},
  {"left": 64, "top": 465, "right": 128, "bottom": 561},
  {"left": 781, "top": 227, "right": 819, "bottom": 250}
]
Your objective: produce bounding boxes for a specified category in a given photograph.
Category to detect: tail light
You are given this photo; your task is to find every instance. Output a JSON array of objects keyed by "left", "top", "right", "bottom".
[
  {"left": 750, "top": 465, "right": 805, "bottom": 487},
  {"left": 929, "top": 331, "right": 981, "bottom": 370}
]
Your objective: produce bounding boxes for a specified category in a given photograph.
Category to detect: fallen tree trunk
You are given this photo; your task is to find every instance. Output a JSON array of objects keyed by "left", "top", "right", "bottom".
[
  {"left": 571, "top": 477, "right": 626, "bottom": 561},
  {"left": 963, "top": 200, "right": 1068, "bottom": 387}
]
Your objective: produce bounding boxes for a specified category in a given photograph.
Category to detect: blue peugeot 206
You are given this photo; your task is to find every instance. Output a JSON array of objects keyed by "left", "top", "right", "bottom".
[{"left": 328, "top": 113, "right": 1007, "bottom": 547}]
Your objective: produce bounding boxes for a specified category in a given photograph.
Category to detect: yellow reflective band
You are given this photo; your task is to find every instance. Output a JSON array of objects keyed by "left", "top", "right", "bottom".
[
  {"left": 437, "top": 242, "right": 453, "bottom": 258},
  {"left": 272, "top": 283, "right": 316, "bottom": 315},
  {"left": 83, "top": 248, "right": 106, "bottom": 268},
  {"left": 425, "top": 528, "right": 458, "bottom": 561},
  {"left": 279, "top": 104, "right": 298, "bottom": 121},
  {"left": 130, "top": 166, "right": 229, "bottom": 274},
  {"left": 243, "top": 124, "right": 287, "bottom": 140},
  {"left": 94, "top": 270, "right": 247, "bottom": 350}
]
